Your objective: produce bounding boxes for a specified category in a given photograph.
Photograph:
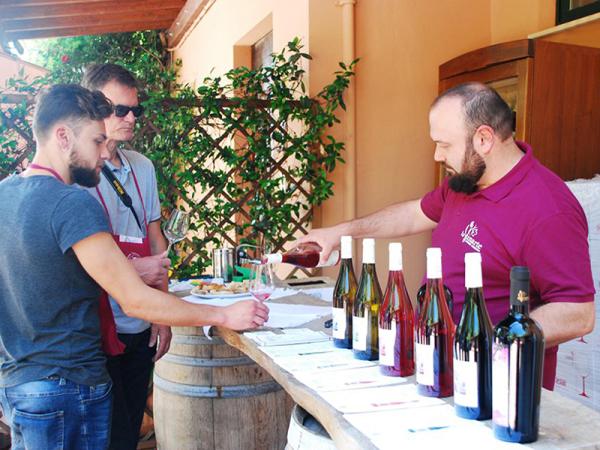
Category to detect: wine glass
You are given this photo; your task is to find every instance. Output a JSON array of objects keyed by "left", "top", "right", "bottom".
[
  {"left": 249, "top": 263, "right": 275, "bottom": 302},
  {"left": 164, "top": 209, "right": 190, "bottom": 254}
]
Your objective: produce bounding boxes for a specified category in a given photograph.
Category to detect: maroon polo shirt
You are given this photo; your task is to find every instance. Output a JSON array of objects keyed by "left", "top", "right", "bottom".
[{"left": 421, "top": 141, "right": 595, "bottom": 390}]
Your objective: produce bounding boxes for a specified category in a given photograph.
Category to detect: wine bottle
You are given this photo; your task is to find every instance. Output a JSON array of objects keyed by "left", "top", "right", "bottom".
[
  {"left": 453, "top": 252, "right": 493, "bottom": 420},
  {"left": 262, "top": 242, "right": 339, "bottom": 268},
  {"left": 332, "top": 236, "right": 357, "bottom": 349},
  {"left": 352, "top": 238, "right": 381, "bottom": 361},
  {"left": 415, "top": 247, "right": 455, "bottom": 398},
  {"left": 492, "top": 266, "right": 545, "bottom": 443},
  {"left": 416, "top": 283, "right": 454, "bottom": 319},
  {"left": 379, "top": 243, "right": 415, "bottom": 377}
]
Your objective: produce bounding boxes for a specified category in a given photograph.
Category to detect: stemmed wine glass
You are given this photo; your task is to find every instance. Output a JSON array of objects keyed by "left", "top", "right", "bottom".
[
  {"left": 164, "top": 209, "right": 190, "bottom": 254},
  {"left": 249, "top": 263, "right": 275, "bottom": 302}
]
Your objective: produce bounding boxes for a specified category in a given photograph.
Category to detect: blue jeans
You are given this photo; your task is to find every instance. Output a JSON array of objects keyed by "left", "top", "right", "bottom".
[{"left": 0, "top": 377, "right": 112, "bottom": 450}]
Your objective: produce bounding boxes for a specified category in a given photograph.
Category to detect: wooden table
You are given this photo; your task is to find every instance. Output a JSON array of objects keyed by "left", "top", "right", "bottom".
[{"left": 215, "top": 294, "right": 600, "bottom": 450}]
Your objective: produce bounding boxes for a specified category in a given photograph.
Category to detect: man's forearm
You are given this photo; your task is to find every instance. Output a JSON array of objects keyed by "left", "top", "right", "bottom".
[
  {"left": 337, "top": 199, "right": 436, "bottom": 239},
  {"left": 530, "top": 301, "right": 595, "bottom": 348},
  {"left": 74, "top": 232, "right": 228, "bottom": 326}
]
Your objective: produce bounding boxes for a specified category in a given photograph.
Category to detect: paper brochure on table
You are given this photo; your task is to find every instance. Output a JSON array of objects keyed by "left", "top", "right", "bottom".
[
  {"left": 319, "top": 383, "right": 444, "bottom": 414},
  {"left": 295, "top": 365, "right": 408, "bottom": 392},
  {"left": 244, "top": 328, "right": 330, "bottom": 346},
  {"left": 344, "top": 404, "right": 522, "bottom": 450},
  {"left": 273, "top": 349, "right": 377, "bottom": 374},
  {"left": 258, "top": 341, "right": 335, "bottom": 359}
]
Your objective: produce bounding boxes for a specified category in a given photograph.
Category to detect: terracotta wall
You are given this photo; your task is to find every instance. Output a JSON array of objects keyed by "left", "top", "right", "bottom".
[
  {"left": 490, "top": 0, "right": 554, "bottom": 44},
  {"left": 174, "top": 0, "right": 309, "bottom": 89},
  {"left": 175, "top": 0, "right": 558, "bottom": 292}
]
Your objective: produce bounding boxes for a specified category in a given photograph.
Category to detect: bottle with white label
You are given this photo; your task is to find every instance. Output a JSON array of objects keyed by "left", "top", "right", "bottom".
[
  {"left": 492, "top": 266, "right": 544, "bottom": 443},
  {"left": 415, "top": 247, "right": 455, "bottom": 397},
  {"left": 454, "top": 252, "right": 493, "bottom": 420},
  {"left": 352, "top": 238, "right": 381, "bottom": 361},
  {"left": 379, "top": 243, "right": 414, "bottom": 376},
  {"left": 332, "top": 236, "right": 357, "bottom": 349}
]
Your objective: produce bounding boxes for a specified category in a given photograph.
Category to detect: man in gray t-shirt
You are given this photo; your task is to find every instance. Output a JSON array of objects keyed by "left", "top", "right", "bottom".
[
  {"left": 0, "top": 84, "right": 114, "bottom": 450},
  {"left": 0, "top": 84, "right": 267, "bottom": 450}
]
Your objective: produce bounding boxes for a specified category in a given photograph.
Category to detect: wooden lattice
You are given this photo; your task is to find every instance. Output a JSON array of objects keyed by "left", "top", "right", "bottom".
[
  {"left": 1, "top": 93, "right": 328, "bottom": 278},
  {"left": 135, "top": 97, "right": 321, "bottom": 279}
]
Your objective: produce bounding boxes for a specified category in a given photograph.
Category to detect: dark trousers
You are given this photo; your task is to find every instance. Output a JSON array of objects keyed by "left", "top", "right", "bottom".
[{"left": 107, "top": 328, "right": 156, "bottom": 450}]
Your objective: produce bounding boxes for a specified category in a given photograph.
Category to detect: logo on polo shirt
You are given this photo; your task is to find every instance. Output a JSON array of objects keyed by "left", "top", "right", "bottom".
[{"left": 461, "top": 221, "right": 483, "bottom": 252}]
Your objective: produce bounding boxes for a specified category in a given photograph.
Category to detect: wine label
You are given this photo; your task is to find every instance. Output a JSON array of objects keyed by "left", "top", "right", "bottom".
[
  {"left": 492, "top": 344, "right": 509, "bottom": 427},
  {"left": 352, "top": 315, "right": 367, "bottom": 351},
  {"left": 332, "top": 307, "right": 346, "bottom": 339},
  {"left": 453, "top": 351, "right": 478, "bottom": 408},
  {"left": 378, "top": 321, "right": 396, "bottom": 366},
  {"left": 415, "top": 341, "right": 434, "bottom": 386}
]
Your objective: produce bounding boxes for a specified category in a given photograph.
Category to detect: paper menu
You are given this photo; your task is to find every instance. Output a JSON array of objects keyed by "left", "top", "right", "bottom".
[
  {"left": 319, "top": 383, "right": 444, "bottom": 414},
  {"left": 295, "top": 365, "right": 408, "bottom": 393},
  {"left": 274, "top": 350, "right": 377, "bottom": 375},
  {"left": 344, "top": 405, "right": 520, "bottom": 450},
  {"left": 244, "top": 328, "right": 330, "bottom": 346},
  {"left": 258, "top": 341, "right": 336, "bottom": 359}
]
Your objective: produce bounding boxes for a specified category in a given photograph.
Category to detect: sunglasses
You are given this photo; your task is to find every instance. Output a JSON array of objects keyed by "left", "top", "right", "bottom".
[{"left": 114, "top": 104, "right": 144, "bottom": 118}]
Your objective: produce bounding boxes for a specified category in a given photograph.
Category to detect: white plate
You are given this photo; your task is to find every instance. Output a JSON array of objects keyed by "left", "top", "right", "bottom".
[{"left": 190, "top": 291, "right": 251, "bottom": 299}]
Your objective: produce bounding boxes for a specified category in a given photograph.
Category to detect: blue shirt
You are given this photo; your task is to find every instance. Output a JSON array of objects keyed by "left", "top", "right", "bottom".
[
  {"left": 85, "top": 149, "right": 161, "bottom": 334},
  {"left": 0, "top": 175, "right": 111, "bottom": 387}
]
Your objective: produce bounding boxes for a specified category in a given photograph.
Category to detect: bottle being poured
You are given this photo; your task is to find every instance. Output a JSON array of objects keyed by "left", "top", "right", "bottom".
[{"left": 261, "top": 242, "right": 340, "bottom": 268}]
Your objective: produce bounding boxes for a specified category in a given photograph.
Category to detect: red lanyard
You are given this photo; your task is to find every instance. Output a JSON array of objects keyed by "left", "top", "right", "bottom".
[{"left": 28, "top": 163, "right": 65, "bottom": 183}]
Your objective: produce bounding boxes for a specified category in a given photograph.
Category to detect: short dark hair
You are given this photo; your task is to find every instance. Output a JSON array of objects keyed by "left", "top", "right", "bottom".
[
  {"left": 81, "top": 63, "right": 138, "bottom": 91},
  {"left": 32, "top": 84, "right": 113, "bottom": 142},
  {"left": 432, "top": 82, "right": 514, "bottom": 140}
]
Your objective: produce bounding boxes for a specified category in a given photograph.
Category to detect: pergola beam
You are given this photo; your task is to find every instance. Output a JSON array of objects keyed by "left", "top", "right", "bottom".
[
  {"left": 166, "top": 0, "right": 213, "bottom": 48},
  {"left": 3, "top": 20, "right": 174, "bottom": 41},
  {"left": 1, "top": 1, "right": 185, "bottom": 20},
  {"left": 0, "top": 0, "right": 187, "bottom": 42}
]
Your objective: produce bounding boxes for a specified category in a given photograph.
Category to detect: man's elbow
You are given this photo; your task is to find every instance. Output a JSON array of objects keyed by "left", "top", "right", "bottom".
[
  {"left": 113, "top": 286, "right": 149, "bottom": 320},
  {"left": 580, "top": 305, "right": 595, "bottom": 336}
]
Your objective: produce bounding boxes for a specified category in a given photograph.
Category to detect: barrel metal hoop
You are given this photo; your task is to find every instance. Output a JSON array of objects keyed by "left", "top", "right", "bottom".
[
  {"left": 171, "top": 334, "right": 224, "bottom": 345},
  {"left": 153, "top": 373, "right": 282, "bottom": 398},
  {"left": 161, "top": 353, "right": 254, "bottom": 367}
]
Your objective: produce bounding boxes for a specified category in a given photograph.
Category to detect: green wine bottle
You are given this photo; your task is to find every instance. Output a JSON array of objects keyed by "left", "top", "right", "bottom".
[
  {"left": 353, "top": 238, "right": 381, "bottom": 361},
  {"left": 332, "top": 236, "right": 357, "bottom": 349}
]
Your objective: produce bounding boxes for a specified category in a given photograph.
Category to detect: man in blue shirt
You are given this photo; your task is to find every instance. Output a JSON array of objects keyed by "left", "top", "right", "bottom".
[{"left": 82, "top": 64, "right": 171, "bottom": 450}]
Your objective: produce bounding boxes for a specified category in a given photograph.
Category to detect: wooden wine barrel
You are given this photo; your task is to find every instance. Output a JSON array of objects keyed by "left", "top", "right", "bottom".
[{"left": 153, "top": 327, "right": 292, "bottom": 450}]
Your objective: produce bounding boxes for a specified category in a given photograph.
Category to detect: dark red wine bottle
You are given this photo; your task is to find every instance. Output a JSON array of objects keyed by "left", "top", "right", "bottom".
[
  {"left": 352, "top": 238, "right": 381, "bottom": 361},
  {"left": 493, "top": 266, "right": 545, "bottom": 443},
  {"left": 262, "top": 242, "right": 339, "bottom": 268},
  {"left": 454, "top": 252, "right": 493, "bottom": 420},
  {"left": 416, "top": 247, "right": 455, "bottom": 398},
  {"left": 379, "top": 243, "right": 414, "bottom": 377},
  {"left": 332, "top": 236, "right": 357, "bottom": 349},
  {"left": 416, "top": 283, "right": 453, "bottom": 318}
]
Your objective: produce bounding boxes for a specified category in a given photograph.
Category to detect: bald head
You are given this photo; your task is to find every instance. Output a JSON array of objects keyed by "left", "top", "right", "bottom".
[{"left": 432, "top": 82, "right": 514, "bottom": 141}]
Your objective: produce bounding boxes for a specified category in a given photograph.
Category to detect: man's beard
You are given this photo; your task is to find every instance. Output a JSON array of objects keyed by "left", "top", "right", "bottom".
[
  {"left": 69, "top": 150, "right": 100, "bottom": 187},
  {"left": 448, "top": 141, "right": 486, "bottom": 194}
]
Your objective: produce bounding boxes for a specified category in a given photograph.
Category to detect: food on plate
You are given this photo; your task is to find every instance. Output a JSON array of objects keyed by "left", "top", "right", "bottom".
[{"left": 191, "top": 280, "right": 250, "bottom": 296}]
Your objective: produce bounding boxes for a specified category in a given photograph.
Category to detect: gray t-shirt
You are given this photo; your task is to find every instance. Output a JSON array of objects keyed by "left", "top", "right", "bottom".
[
  {"left": 85, "top": 149, "right": 161, "bottom": 334},
  {"left": 0, "top": 175, "right": 111, "bottom": 387}
]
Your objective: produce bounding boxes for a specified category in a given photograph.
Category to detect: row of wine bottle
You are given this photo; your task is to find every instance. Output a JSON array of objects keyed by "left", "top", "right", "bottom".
[{"left": 330, "top": 237, "right": 545, "bottom": 444}]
